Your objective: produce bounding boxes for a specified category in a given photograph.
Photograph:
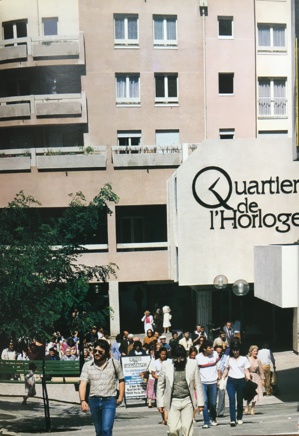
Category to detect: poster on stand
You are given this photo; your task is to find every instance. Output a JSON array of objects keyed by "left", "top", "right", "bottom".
[{"left": 121, "top": 355, "right": 151, "bottom": 406}]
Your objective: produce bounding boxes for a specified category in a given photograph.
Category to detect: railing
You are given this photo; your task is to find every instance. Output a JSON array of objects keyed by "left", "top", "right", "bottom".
[
  {"left": 0, "top": 92, "right": 87, "bottom": 121},
  {"left": 0, "top": 33, "right": 85, "bottom": 64},
  {"left": 112, "top": 144, "right": 182, "bottom": 154},
  {"left": 258, "top": 97, "right": 287, "bottom": 118},
  {"left": 0, "top": 145, "right": 106, "bottom": 171},
  {"left": 111, "top": 144, "right": 183, "bottom": 167}
]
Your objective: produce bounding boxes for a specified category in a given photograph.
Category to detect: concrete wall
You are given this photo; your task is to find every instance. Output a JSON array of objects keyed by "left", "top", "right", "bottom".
[
  {"left": 169, "top": 137, "right": 299, "bottom": 286},
  {"left": 205, "top": 0, "right": 256, "bottom": 139}
]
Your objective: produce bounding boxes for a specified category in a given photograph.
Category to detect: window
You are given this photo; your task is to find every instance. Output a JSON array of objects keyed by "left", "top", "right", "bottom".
[
  {"left": 42, "top": 17, "right": 58, "bottom": 36},
  {"left": 219, "top": 128, "right": 235, "bottom": 139},
  {"left": 156, "top": 130, "right": 180, "bottom": 146},
  {"left": 258, "top": 24, "right": 286, "bottom": 50},
  {"left": 6, "top": 79, "right": 30, "bottom": 97},
  {"left": 218, "top": 16, "right": 233, "bottom": 38},
  {"left": 155, "top": 74, "right": 178, "bottom": 104},
  {"left": 218, "top": 73, "right": 234, "bottom": 94},
  {"left": 153, "top": 15, "right": 177, "bottom": 47},
  {"left": 3, "top": 19, "right": 27, "bottom": 44},
  {"left": 258, "top": 78, "right": 287, "bottom": 117},
  {"left": 114, "top": 14, "right": 138, "bottom": 46},
  {"left": 117, "top": 130, "right": 141, "bottom": 146},
  {"left": 116, "top": 74, "right": 140, "bottom": 105},
  {"left": 116, "top": 205, "right": 167, "bottom": 250}
]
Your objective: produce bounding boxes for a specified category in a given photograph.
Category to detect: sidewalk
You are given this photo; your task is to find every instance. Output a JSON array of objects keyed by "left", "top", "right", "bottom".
[{"left": 0, "top": 351, "right": 298, "bottom": 435}]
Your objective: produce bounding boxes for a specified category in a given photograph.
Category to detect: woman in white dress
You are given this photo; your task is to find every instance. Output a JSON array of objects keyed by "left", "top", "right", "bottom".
[
  {"left": 162, "top": 305, "right": 172, "bottom": 333},
  {"left": 141, "top": 310, "right": 154, "bottom": 333}
]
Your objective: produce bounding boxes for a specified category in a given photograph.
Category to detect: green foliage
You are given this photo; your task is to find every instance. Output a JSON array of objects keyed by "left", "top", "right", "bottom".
[{"left": 0, "top": 184, "right": 119, "bottom": 340}]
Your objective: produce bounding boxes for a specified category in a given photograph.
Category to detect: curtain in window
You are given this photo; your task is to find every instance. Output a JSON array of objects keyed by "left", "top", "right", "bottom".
[
  {"left": 129, "top": 76, "right": 139, "bottom": 98},
  {"left": 115, "top": 17, "right": 124, "bottom": 39},
  {"left": 273, "top": 25, "right": 285, "bottom": 47},
  {"left": 258, "top": 25, "right": 270, "bottom": 46},
  {"left": 258, "top": 80, "right": 271, "bottom": 116},
  {"left": 128, "top": 17, "right": 137, "bottom": 39},
  {"left": 274, "top": 80, "right": 286, "bottom": 115},
  {"left": 116, "top": 75, "right": 126, "bottom": 98},
  {"left": 166, "top": 18, "right": 176, "bottom": 40},
  {"left": 154, "top": 18, "right": 163, "bottom": 40}
]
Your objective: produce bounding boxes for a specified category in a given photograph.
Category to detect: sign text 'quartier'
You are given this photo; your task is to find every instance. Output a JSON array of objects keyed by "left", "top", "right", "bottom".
[{"left": 192, "top": 167, "right": 299, "bottom": 233}]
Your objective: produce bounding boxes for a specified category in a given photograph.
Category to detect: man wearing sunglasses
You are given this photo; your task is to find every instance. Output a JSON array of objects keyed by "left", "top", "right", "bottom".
[{"left": 79, "top": 339, "right": 125, "bottom": 436}]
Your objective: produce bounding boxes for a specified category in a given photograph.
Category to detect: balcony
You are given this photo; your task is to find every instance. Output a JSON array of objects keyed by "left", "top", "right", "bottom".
[
  {"left": 36, "top": 146, "right": 106, "bottom": 171},
  {"left": 0, "top": 33, "right": 85, "bottom": 67},
  {"left": 0, "top": 92, "right": 87, "bottom": 127},
  {"left": 112, "top": 145, "right": 182, "bottom": 168},
  {"left": 0, "top": 146, "right": 106, "bottom": 172},
  {"left": 0, "top": 148, "right": 31, "bottom": 172}
]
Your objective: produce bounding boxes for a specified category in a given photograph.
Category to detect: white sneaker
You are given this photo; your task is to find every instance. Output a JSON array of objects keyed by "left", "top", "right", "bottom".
[
  {"left": 237, "top": 420, "right": 243, "bottom": 425},
  {"left": 210, "top": 421, "right": 218, "bottom": 426},
  {"left": 230, "top": 421, "right": 236, "bottom": 427}
]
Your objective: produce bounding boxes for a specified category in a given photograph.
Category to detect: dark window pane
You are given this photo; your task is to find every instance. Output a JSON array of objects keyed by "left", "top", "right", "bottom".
[
  {"left": 219, "top": 19, "right": 232, "bottom": 36},
  {"left": 168, "top": 76, "right": 177, "bottom": 97},
  {"left": 155, "top": 76, "right": 165, "bottom": 97},
  {"left": 16, "top": 21, "right": 27, "bottom": 37},
  {"left": 219, "top": 73, "right": 234, "bottom": 94},
  {"left": 3, "top": 24, "right": 13, "bottom": 39}
]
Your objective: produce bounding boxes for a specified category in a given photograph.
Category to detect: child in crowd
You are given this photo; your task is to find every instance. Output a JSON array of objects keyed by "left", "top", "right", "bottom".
[{"left": 23, "top": 362, "right": 38, "bottom": 405}]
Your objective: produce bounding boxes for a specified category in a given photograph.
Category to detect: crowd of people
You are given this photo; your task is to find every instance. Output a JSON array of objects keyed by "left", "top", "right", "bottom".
[{"left": 0, "top": 317, "right": 277, "bottom": 436}]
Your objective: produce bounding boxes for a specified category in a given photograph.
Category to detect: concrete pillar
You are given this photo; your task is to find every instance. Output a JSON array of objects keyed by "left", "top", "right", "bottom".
[
  {"left": 109, "top": 281, "right": 120, "bottom": 337},
  {"left": 192, "top": 287, "right": 212, "bottom": 332}
]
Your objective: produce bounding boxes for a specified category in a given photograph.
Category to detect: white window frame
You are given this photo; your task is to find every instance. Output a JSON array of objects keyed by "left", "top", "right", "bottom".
[
  {"left": 114, "top": 14, "right": 138, "bottom": 47},
  {"left": 219, "top": 128, "right": 235, "bottom": 139},
  {"left": 117, "top": 131, "right": 142, "bottom": 151},
  {"left": 116, "top": 74, "right": 140, "bottom": 106},
  {"left": 2, "top": 19, "right": 27, "bottom": 42},
  {"left": 218, "top": 16, "right": 233, "bottom": 39},
  {"left": 153, "top": 15, "right": 177, "bottom": 47},
  {"left": 155, "top": 73, "right": 178, "bottom": 105},
  {"left": 258, "top": 78, "right": 287, "bottom": 118},
  {"left": 257, "top": 23, "right": 286, "bottom": 52},
  {"left": 42, "top": 17, "right": 58, "bottom": 36}
]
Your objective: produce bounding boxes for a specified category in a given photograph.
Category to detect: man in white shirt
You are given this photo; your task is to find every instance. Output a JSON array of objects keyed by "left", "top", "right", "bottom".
[
  {"left": 179, "top": 331, "right": 193, "bottom": 351},
  {"left": 196, "top": 340, "right": 220, "bottom": 428},
  {"left": 258, "top": 341, "right": 275, "bottom": 396}
]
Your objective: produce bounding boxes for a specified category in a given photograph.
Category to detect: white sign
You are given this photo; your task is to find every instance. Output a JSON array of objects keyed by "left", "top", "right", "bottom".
[
  {"left": 169, "top": 138, "right": 299, "bottom": 285},
  {"left": 121, "top": 356, "right": 150, "bottom": 402}
]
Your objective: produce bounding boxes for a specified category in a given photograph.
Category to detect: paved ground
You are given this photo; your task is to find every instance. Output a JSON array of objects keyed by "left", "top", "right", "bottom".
[{"left": 0, "top": 351, "right": 298, "bottom": 435}]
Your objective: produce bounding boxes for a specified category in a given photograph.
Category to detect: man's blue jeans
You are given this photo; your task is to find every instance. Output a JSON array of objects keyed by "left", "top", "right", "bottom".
[
  {"left": 226, "top": 377, "right": 246, "bottom": 422},
  {"left": 88, "top": 396, "right": 117, "bottom": 436},
  {"left": 202, "top": 383, "right": 217, "bottom": 425}
]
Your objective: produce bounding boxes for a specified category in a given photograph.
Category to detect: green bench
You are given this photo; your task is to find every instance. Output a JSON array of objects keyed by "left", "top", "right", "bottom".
[{"left": 0, "top": 359, "right": 80, "bottom": 383}]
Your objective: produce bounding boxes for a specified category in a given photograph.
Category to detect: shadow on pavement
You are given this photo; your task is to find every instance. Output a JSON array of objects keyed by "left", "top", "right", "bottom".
[{"left": 275, "top": 367, "right": 299, "bottom": 403}]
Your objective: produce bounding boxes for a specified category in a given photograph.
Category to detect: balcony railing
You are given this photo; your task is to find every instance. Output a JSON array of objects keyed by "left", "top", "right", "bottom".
[
  {"left": 0, "top": 92, "right": 87, "bottom": 124},
  {"left": 0, "top": 146, "right": 106, "bottom": 172},
  {"left": 112, "top": 144, "right": 182, "bottom": 167},
  {"left": 258, "top": 97, "right": 287, "bottom": 118},
  {"left": 0, "top": 33, "right": 85, "bottom": 65}
]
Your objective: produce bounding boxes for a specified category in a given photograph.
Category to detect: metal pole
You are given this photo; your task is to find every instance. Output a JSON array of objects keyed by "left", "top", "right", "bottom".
[{"left": 42, "top": 359, "right": 51, "bottom": 432}]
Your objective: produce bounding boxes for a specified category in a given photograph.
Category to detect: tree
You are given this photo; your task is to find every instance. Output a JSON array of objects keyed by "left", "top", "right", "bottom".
[{"left": 0, "top": 184, "right": 119, "bottom": 340}]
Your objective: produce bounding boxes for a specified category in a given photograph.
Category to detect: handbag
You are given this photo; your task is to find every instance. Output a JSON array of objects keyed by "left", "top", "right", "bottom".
[
  {"left": 218, "top": 377, "right": 227, "bottom": 390},
  {"left": 271, "top": 370, "right": 278, "bottom": 385}
]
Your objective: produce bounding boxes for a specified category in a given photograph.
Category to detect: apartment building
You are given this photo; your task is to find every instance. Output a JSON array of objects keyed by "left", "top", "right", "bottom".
[{"left": 0, "top": 0, "right": 297, "bottom": 344}]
